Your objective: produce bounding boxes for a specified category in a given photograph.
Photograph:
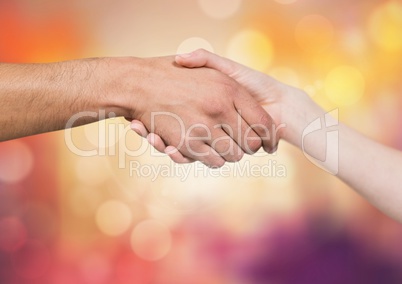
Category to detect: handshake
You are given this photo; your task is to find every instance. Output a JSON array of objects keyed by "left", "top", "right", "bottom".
[
  {"left": 123, "top": 51, "right": 402, "bottom": 223},
  {"left": 124, "top": 49, "right": 324, "bottom": 168},
  {"left": 4, "top": 48, "right": 402, "bottom": 222},
  {"left": 0, "top": 48, "right": 325, "bottom": 167}
]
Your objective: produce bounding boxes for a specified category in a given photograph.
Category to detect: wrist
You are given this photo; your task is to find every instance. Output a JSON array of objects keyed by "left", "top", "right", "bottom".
[
  {"left": 88, "top": 56, "right": 147, "bottom": 120},
  {"left": 279, "top": 87, "right": 326, "bottom": 148}
]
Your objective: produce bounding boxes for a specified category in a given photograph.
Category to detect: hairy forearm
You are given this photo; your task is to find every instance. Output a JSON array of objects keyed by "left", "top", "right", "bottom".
[
  {"left": 0, "top": 60, "right": 98, "bottom": 140},
  {"left": 0, "top": 57, "right": 142, "bottom": 141}
]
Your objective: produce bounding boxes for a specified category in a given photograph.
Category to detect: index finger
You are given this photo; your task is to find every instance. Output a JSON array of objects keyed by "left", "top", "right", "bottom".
[{"left": 234, "top": 92, "right": 278, "bottom": 153}]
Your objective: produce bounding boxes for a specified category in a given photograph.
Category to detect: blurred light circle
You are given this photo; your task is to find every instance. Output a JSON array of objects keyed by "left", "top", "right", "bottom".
[
  {"left": 324, "top": 66, "right": 365, "bottom": 106},
  {"left": 270, "top": 67, "right": 300, "bottom": 87},
  {"left": 131, "top": 220, "right": 172, "bottom": 261},
  {"left": 295, "top": 15, "right": 334, "bottom": 53},
  {"left": 197, "top": 0, "right": 242, "bottom": 19},
  {"left": 12, "top": 240, "right": 51, "bottom": 279},
  {"left": 96, "top": 200, "right": 132, "bottom": 236},
  {"left": 176, "top": 37, "right": 214, "bottom": 55},
  {"left": 342, "top": 29, "right": 367, "bottom": 55},
  {"left": 80, "top": 253, "right": 112, "bottom": 284},
  {"left": 0, "top": 140, "right": 33, "bottom": 183},
  {"left": 0, "top": 217, "right": 27, "bottom": 252},
  {"left": 226, "top": 29, "right": 274, "bottom": 71},
  {"left": 369, "top": 1, "right": 402, "bottom": 52},
  {"left": 275, "top": 0, "right": 297, "bottom": 4}
]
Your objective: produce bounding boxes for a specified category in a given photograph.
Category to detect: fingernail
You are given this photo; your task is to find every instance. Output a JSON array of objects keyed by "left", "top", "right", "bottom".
[
  {"left": 130, "top": 124, "right": 142, "bottom": 135},
  {"left": 146, "top": 134, "right": 154, "bottom": 144},
  {"left": 165, "top": 146, "right": 177, "bottom": 155},
  {"left": 177, "top": 53, "right": 192, "bottom": 58}
]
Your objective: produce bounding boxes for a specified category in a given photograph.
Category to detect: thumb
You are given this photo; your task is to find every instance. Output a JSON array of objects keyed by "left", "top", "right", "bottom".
[
  {"left": 176, "top": 49, "right": 281, "bottom": 108},
  {"left": 175, "top": 49, "right": 241, "bottom": 77}
]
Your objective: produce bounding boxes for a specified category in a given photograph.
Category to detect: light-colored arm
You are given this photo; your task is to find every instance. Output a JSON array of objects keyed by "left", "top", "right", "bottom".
[
  {"left": 133, "top": 49, "right": 402, "bottom": 222},
  {"left": 277, "top": 80, "right": 402, "bottom": 222}
]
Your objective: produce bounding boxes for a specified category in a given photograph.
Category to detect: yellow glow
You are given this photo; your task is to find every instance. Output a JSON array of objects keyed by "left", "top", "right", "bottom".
[
  {"left": 177, "top": 37, "right": 214, "bottom": 54},
  {"left": 295, "top": 15, "right": 334, "bottom": 53},
  {"left": 275, "top": 0, "right": 297, "bottom": 4},
  {"left": 226, "top": 29, "right": 274, "bottom": 72},
  {"left": 75, "top": 156, "right": 111, "bottom": 186},
  {"left": 83, "top": 118, "right": 124, "bottom": 149},
  {"left": 197, "top": 0, "right": 242, "bottom": 19},
  {"left": 96, "top": 200, "right": 132, "bottom": 236},
  {"left": 369, "top": 1, "right": 402, "bottom": 52},
  {"left": 324, "top": 66, "right": 365, "bottom": 106},
  {"left": 131, "top": 220, "right": 172, "bottom": 261}
]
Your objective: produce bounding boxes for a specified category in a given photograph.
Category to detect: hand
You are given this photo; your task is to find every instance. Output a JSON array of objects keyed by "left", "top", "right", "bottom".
[
  {"left": 131, "top": 50, "right": 315, "bottom": 163},
  {"left": 120, "top": 56, "right": 277, "bottom": 167}
]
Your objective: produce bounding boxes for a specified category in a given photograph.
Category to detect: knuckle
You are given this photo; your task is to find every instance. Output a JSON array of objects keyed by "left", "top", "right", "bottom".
[
  {"left": 208, "top": 158, "right": 225, "bottom": 168},
  {"left": 268, "top": 143, "right": 279, "bottom": 154},
  {"left": 227, "top": 152, "right": 244, "bottom": 163},
  {"left": 224, "top": 156, "right": 236, "bottom": 163},
  {"left": 220, "top": 79, "right": 237, "bottom": 97},
  {"left": 236, "top": 150, "right": 245, "bottom": 161},
  {"left": 258, "top": 111, "right": 273, "bottom": 127},
  {"left": 195, "top": 48, "right": 207, "bottom": 55},
  {"left": 245, "top": 138, "right": 262, "bottom": 154},
  {"left": 203, "top": 98, "right": 226, "bottom": 117}
]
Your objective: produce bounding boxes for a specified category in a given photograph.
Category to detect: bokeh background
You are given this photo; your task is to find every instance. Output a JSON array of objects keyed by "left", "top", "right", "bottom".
[{"left": 1, "top": 0, "right": 402, "bottom": 283}]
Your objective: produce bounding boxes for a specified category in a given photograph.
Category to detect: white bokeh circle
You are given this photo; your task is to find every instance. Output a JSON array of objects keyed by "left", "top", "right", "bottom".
[{"left": 197, "top": 0, "right": 242, "bottom": 19}]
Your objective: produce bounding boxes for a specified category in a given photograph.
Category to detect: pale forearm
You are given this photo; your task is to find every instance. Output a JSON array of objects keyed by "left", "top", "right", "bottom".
[
  {"left": 170, "top": 49, "right": 402, "bottom": 220},
  {"left": 337, "top": 124, "right": 402, "bottom": 221},
  {"left": 282, "top": 90, "right": 402, "bottom": 221}
]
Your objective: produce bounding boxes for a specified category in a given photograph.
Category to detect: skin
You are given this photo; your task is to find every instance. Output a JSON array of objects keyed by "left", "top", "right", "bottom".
[
  {"left": 133, "top": 49, "right": 402, "bottom": 223},
  {"left": 0, "top": 56, "right": 278, "bottom": 168}
]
